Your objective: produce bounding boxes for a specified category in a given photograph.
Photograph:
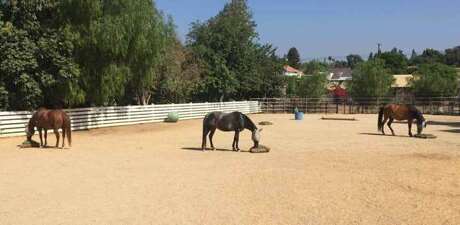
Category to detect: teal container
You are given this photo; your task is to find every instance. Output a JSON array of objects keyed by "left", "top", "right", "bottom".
[
  {"left": 166, "top": 112, "right": 179, "bottom": 122},
  {"left": 295, "top": 111, "right": 304, "bottom": 120}
]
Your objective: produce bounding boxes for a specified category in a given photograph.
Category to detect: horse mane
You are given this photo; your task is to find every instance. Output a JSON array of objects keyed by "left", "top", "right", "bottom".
[{"left": 243, "top": 114, "right": 257, "bottom": 131}]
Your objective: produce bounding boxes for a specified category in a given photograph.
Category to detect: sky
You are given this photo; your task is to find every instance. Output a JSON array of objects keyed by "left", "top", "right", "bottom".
[{"left": 156, "top": 0, "right": 460, "bottom": 60}]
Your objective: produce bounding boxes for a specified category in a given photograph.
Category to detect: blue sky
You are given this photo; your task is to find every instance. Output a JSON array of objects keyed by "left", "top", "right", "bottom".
[{"left": 156, "top": 0, "right": 460, "bottom": 60}]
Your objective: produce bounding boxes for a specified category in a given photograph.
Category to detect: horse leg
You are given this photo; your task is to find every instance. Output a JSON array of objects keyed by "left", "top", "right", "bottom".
[
  {"left": 235, "top": 130, "right": 240, "bottom": 152},
  {"left": 381, "top": 117, "right": 389, "bottom": 135},
  {"left": 61, "top": 127, "right": 66, "bottom": 149},
  {"left": 54, "top": 128, "right": 60, "bottom": 148},
  {"left": 209, "top": 128, "right": 216, "bottom": 150},
  {"left": 387, "top": 117, "right": 395, "bottom": 136},
  {"left": 44, "top": 129, "right": 48, "bottom": 147},
  {"left": 201, "top": 127, "right": 210, "bottom": 151},
  {"left": 408, "top": 120, "right": 413, "bottom": 137},
  {"left": 232, "top": 131, "right": 240, "bottom": 151},
  {"left": 38, "top": 128, "right": 43, "bottom": 147}
]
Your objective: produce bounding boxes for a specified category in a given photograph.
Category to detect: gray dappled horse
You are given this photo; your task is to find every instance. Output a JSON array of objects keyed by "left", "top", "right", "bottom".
[{"left": 202, "top": 111, "right": 262, "bottom": 151}]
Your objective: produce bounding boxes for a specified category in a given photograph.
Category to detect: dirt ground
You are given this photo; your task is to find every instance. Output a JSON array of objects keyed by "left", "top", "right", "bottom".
[{"left": 0, "top": 114, "right": 459, "bottom": 225}]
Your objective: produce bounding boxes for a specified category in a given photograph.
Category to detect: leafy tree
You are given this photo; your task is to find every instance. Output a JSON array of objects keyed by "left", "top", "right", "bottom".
[
  {"left": 61, "top": 0, "right": 171, "bottom": 105},
  {"left": 412, "top": 63, "right": 458, "bottom": 97},
  {"left": 154, "top": 37, "right": 201, "bottom": 103},
  {"left": 0, "top": 0, "right": 83, "bottom": 110},
  {"left": 285, "top": 77, "right": 298, "bottom": 97},
  {"left": 187, "top": 0, "right": 282, "bottom": 101},
  {"left": 416, "top": 48, "right": 445, "bottom": 65},
  {"left": 348, "top": 59, "right": 394, "bottom": 98},
  {"left": 445, "top": 46, "right": 460, "bottom": 66},
  {"left": 346, "top": 54, "right": 364, "bottom": 69},
  {"left": 302, "top": 60, "right": 328, "bottom": 74},
  {"left": 376, "top": 48, "right": 408, "bottom": 74},
  {"left": 287, "top": 47, "right": 301, "bottom": 69},
  {"left": 297, "top": 73, "right": 327, "bottom": 98},
  {"left": 409, "top": 49, "right": 418, "bottom": 65},
  {"left": 368, "top": 52, "right": 374, "bottom": 61}
]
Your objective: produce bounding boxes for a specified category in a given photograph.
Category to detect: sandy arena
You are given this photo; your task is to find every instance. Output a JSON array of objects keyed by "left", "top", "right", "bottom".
[{"left": 0, "top": 114, "right": 459, "bottom": 225}]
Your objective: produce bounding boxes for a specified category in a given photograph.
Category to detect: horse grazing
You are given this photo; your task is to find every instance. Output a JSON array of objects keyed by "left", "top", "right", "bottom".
[
  {"left": 378, "top": 104, "right": 427, "bottom": 137},
  {"left": 25, "top": 108, "right": 72, "bottom": 148},
  {"left": 201, "top": 111, "right": 262, "bottom": 152}
]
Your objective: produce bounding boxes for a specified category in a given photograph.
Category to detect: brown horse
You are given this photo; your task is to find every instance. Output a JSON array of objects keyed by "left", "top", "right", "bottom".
[
  {"left": 26, "top": 108, "right": 72, "bottom": 148},
  {"left": 378, "top": 104, "right": 427, "bottom": 137}
]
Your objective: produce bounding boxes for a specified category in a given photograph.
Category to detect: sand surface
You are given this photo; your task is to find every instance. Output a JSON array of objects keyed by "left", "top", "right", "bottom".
[{"left": 0, "top": 114, "right": 459, "bottom": 225}]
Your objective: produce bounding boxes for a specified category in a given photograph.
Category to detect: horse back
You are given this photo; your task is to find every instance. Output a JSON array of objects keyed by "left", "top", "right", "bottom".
[
  {"left": 33, "top": 109, "right": 69, "bottom": 129},
  {"left": 204, "top": 111, "right": 244, "bottom": 132},
  {"left": 384, "top": 104, "right": 415, "bottom": 121}
]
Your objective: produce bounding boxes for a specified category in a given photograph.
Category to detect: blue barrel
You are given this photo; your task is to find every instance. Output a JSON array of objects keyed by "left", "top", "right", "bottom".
[{"left": 295, "top": 112, "right": 304, "bottom": 120}]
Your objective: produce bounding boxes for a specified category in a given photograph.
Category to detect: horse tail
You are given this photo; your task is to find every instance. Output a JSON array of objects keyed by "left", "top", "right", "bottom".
[
  {"left": 65, "top": 115, "right": 72, "bottom": 147},
  {"left": 378, "top": 106, "right": 385, "bottom": 132}
]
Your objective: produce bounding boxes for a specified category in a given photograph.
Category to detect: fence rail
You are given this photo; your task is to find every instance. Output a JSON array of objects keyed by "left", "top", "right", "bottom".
[
  {"left": 252, "top": 97, "right": 460, "bottom": 115},
  {"left": 0, "top": 101, "right": 261, "bottom": 138}
]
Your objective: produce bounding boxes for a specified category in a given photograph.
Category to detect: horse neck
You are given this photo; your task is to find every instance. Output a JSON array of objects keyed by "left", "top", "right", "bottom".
[{"left": 243, "top": 115, "right": 257, "bottom": 132}]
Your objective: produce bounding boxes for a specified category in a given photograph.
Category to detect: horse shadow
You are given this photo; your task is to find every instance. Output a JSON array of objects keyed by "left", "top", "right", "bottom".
[
  {"left": 359, "top": 133, "right": 413, "bottom": 138},
  {"left": 181, "top": 147, "right": 250, "bottom": 153},
  {"left": 426, "top": 121, "right": 460, "bottom": 133},
  {"left": 427, "top": 121, "right": 460, "bottom": 127}
]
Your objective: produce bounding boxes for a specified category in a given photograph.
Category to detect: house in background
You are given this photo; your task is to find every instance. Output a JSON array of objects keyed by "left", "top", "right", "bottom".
[
  {"left": 283, "top": 65, "right": 304, "bottom": 78},
  {"left": 327, "top": 68, "right": 353, "bottom": 85}
]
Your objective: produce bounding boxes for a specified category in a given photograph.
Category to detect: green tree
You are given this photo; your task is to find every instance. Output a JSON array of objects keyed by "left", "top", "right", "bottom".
[
  {"left": 297, "top": 73, "right": 327, "bottom": 98},
  {"left": 368, "top": 52, "right": 374, "bottom": 61},
  {"left": 187, "top": 0, "right": 282, "bottom": 101},
  {"left": 285, "top": 77, "right": 298, "bottom": 97},
  {"left": 154, "top": 37, "right": 202, "bottom": 103},
  {"left": 416, "top": 48, "right": 445, "bottom": 65},
  {"left": 287, "top": 47, "right": 301, "bottom": 69},
  {"left": 302, "top": 60, "right": 328, "bottom": 74},
  {"left": 348, "top": 59, "right": 394, "bottom": 98},
  {"left": 445, "top": 46, "right": 460, "bottom": 66},
  {"left": 376, "top": 48, "right": 408, "bottom": 74},
  {"left": 409, "top": 49, "right": 418, "bottom": 65},
  {"left": 346, "top": 54, "right": 364, "bottom": 69},
  {"left": 61, "top": 0, "right": 171, "bottom": 105},
  {"left": 0, "top": 0, "right": 83, "bottom": 110},
  {"left": 412, "top": 63, "right": 458, "bottom": 97}
]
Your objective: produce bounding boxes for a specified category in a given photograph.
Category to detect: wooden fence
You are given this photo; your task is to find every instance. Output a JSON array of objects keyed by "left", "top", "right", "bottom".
[
  {"left": 252, "top": 97, "right": 460, "bottom": 115},
  {"left": 0, "top": 101, "right": 261, "bottom": 138}
]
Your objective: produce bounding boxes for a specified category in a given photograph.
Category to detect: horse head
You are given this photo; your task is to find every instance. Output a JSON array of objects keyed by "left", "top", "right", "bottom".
[
  {"left": 251, "top": 128, "right": 263, "bottom": 147},
  {"left": 416, "top": 117, "right": 427, "bottom": 135},
  {"left": 24, "top": 122, "right": 35, "bottom": 141}
]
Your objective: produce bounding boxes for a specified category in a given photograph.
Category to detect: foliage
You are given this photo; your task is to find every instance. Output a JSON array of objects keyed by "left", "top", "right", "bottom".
[
  {"left": 0, "top": 84, "right": 7, "bottom": 110},
  {"left": 412, "top": 63, "right": 458, "bottom": 97},
  {"left": 302, "top": 60, "right": 328, "bottom": 74},
  {"left": 287, "top": 47, "right": 301, "bottom": 69},
  {"left": 285, "top": 77, "right": 298, "bottom": 97},
  {"left": 61, "top": 0, "right": 171, "bottom": 106},
  {"left": 0, "top": 0, "right": 83, "bottom": 110},
  {"left": 348, "top": 59, "right": 394, "bottom": 98},
  {"left": 376, "top": 48, "right": 408, "bottom": 74},
  {"left": 297, "top": 73, "right": 327, "bottom": 98},
  {"left": 346, "top": 54, "right": 363, "bottom": 69},
  {"left": 413, "top": 48, "right": 445, "bottom": 65},
  {"left": 409, "top": 49, "right": 418, "bottom": 65},
  {"left": 154, "top": 38, "right": 201, "bottom": 103},
  {"left": 445, "top": 46, "right": 460, "bottom": 66},
  {"left": 187, "top": 0, "right": 283, "bottom": 101}
]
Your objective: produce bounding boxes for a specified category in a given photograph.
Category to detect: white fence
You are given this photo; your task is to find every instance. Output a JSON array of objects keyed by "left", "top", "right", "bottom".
[{"left": 0, "top": 101, "right": 261, "bottom": 138}]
